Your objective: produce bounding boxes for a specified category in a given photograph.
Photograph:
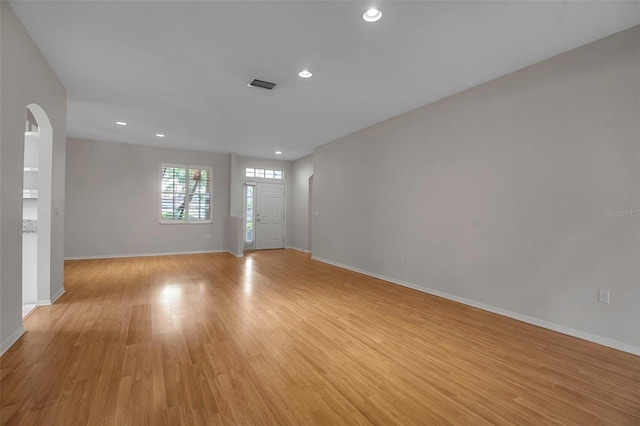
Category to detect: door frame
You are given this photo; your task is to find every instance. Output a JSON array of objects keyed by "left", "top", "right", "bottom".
[
  {"left": 243, "top": 181, "right": 287, "bottom": 251},
  {"left": 246, "top": 182, "right": 286, "bottom": 250}
]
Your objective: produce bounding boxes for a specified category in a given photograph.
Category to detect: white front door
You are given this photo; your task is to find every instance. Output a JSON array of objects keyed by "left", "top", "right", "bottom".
[{"left": 255, "top": 183, "right": 285, "bottom": 250}]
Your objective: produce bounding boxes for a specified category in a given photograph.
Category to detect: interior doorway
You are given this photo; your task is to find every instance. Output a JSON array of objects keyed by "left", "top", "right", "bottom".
[
  {"left": 308, "top": 175, "right": 313, "bottom": 253},
  {"left": 22, "top": 109, "right": 39, "bottom": 317},
  {"left": 22, "top": 104, "right": 53, "bottom": 317}
]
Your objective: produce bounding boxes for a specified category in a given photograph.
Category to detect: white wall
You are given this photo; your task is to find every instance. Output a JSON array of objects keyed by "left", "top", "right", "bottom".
[
  {"left": 312, "top": 26, "right": 640, "bottom": 352},
  {"left": 22, "top": 233, "right": 37, "bottom": 304},
  {"left": 235, "top": 156, "right": 293, "bottom": 247},
  {"left": 1, "top": 1, "right": 67, "bottom": 353},
  {"left": 226, "top": 153, "right": 244, "bottom": 256},
  {"left": 291, "top": 154, "right": 313, "bottom": 251},
  {"left": 64, "top": 146, "right": 301, "bottom": 258},
  {"left": 64, "top": 138, "right": 229, "bottom": 258}
]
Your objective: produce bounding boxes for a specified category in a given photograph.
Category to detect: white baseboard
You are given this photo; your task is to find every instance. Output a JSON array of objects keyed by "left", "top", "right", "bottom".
[
  {"left": 36, "top": 287, "right": 65, "bottom": 306},
  {"left": 226, "top": 250, "right": 244, "bottom": 258},
  {"left": 1, "top": 326, "right": 26, "bottom": 357},
  {"left": 4, "top": 288, "right": 66, "bottom": 356},
  {"left": 311, "top": 256, "right": 640, "bottom": 356},
  {"left": 52, "top": 287, "right": 65, "bottom": 303},
  {"left": 65, "top": 250, "right": 227, "bottom": 261},
  {"left": 286, "top": 246, "right": 311, "bottom": 253}
]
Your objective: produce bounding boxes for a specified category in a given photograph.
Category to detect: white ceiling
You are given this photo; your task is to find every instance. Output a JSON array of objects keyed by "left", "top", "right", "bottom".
[{"left": 10, "top": 1, "right": 640, "bottom": 160}]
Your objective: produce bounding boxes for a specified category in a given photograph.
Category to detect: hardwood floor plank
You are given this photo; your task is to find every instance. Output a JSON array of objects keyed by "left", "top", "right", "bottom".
[{"left": 1, "top": 250, "right": 639, "bottom": 425}]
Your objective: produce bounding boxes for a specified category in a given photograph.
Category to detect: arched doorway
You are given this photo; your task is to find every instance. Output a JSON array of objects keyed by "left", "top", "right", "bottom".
[
  {"left": 22, "top": 104, "right": 53, "bottom": 317},
  {"left": 308, "top": 174, "right": 313, "bottom": 253}
]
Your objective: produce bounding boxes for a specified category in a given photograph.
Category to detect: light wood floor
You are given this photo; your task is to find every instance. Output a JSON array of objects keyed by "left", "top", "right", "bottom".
[{"left": 1, "top": 250, "right": 638, "bottom": 425}]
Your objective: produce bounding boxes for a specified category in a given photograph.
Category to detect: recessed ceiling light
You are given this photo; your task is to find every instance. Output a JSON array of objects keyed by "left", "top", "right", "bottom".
[
  {"left": 156, "top": 133, "right": 165, "bottom": 138},
  {"left": 298, "top": 70, "right": 313, "bottom": 79},
  {"left": 275, "top": 151, "right": 282, "bottom": 155},
  {"left": 116, "top": 121, "right": 127, "bottom": 126},
  {"left": 363, "top": 8, "right": 382, "bottom": 23}
]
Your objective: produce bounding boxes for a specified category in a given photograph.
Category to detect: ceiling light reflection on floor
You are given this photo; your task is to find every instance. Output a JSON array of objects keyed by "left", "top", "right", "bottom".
[
  {"left": 244, "top": 257, "right": 253, "bottom": 294},
  {"left": 160, "top": 284, "right": 182, "bottom": 304}
]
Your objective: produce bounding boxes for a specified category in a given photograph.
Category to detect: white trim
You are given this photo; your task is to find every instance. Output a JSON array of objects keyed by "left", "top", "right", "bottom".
[
  {"left": 286, "top": 246, "right": 311, "bottom": 253},
  {"left": 51, "top": 287, "right": 65, "bottom": 303},
  {"left": 226, "top": 250, "right": 244, "bottom": 258},
  {"left": 23, "top": 306, "right": 38, "bottom": 320},
  {"left": 65, "top": 250, "right": 227, "bottom": 261},
  {"left": 311, "top": 256, "right": 640, "bottom": 356},
  {"left": 51, "top": 287, "right": 64, "bottom": 305},
  {"left": 1, "top": 326, "right": 26, "bottom": 357},
  {"left": 36, "top": 287, "right": 65, "bottom": 306},
  {"left": 244, "top": 167, "right": 284, "bottom": 180},
  {"left": 158, "top": 221, "right": 213, "bottom": 225}
]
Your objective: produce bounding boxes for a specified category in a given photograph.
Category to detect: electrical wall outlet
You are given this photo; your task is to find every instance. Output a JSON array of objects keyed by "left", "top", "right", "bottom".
[{"left": 598, "top": 288, "right": 610, "bottom": 304}]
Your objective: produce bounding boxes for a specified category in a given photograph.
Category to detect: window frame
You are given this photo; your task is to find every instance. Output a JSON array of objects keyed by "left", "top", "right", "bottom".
[
  {"left": 159, "top": 163, "right": 213, "bottom": 224},
  {"left": 245, "top": 167, "right": 284, "bottom": 180},
  {"left": 244, "top": 183, "right": 255, "bottom": 246}
]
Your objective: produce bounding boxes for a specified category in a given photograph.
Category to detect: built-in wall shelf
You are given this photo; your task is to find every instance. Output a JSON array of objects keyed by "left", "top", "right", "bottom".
[
  {"left": 24, "top": 132, "right": 39, "bottom": 171},
  {"left": 23, "top": 167, "right": 38, "bottom": 191},
  {"left": 23, "top": 189, "right": 38, "bottom": 199}
]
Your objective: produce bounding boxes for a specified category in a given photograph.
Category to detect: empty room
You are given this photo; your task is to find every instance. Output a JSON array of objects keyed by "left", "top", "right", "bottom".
[{"left": 1, "top": 1, "right": 639, "bottom": 425}]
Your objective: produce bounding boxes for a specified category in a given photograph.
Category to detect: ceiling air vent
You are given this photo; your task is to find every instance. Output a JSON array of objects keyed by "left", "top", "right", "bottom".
[{"left": 248, "top": 79, "right": 276, "bottom": 90}]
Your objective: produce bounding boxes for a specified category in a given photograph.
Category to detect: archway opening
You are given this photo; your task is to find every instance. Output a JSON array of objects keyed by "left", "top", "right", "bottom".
[{"left": 22, "top": 104, "right": 53, "bottom": 318}]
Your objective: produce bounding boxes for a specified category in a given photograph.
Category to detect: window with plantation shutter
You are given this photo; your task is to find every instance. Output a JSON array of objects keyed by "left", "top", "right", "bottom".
[{"left": 160, "top": 165, "right": 212, "bottom": 223}]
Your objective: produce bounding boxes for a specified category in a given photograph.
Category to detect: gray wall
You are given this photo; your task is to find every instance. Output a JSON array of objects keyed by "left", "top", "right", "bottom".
[
  {"left": 64, "top": 138, "right": 229, "bottom": 258},
  {"left": 312, "top": 27, "right": 640, "bottom": 351},
  {"left": 291, "top": 154, "right": 313, "bottom": 251},
  {"left": 1, "top": 2, "right": 67, "bottom": 353}
]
